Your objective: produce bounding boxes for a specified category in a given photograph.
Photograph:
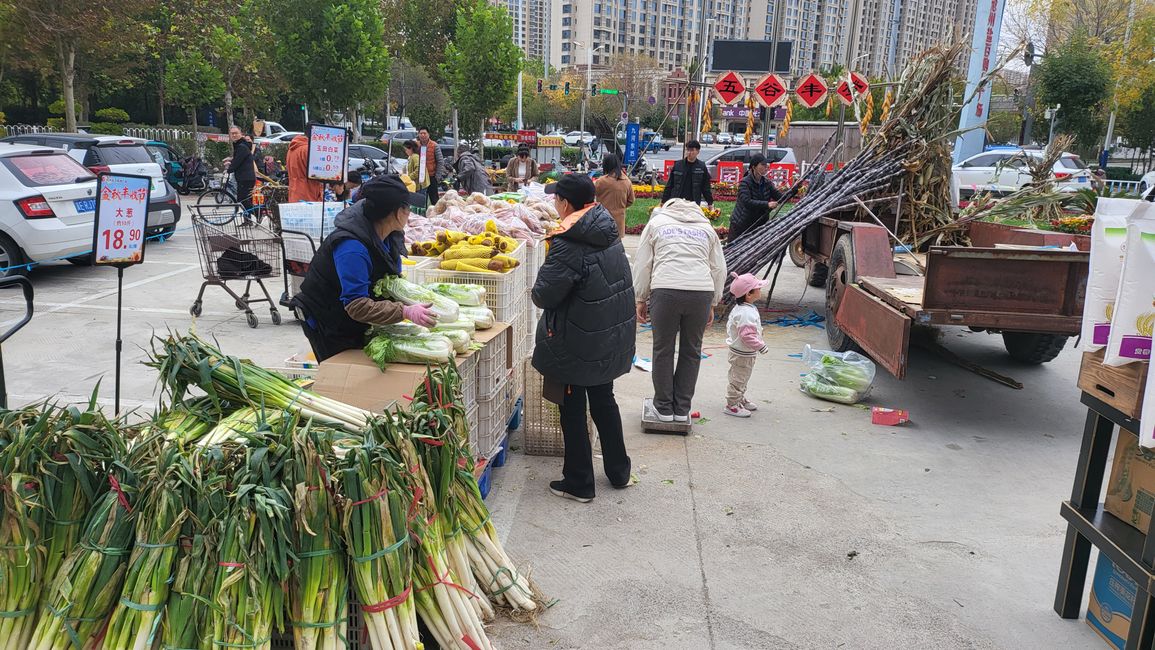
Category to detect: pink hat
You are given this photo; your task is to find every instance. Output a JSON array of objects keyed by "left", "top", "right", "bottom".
[{"left": 730, "top": 272, "right": 769, "bottom": 298}]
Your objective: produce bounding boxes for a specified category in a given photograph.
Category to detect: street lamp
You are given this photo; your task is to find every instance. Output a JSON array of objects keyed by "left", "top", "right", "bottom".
[{"left": 574, "top": 40, "right": 604, "bottom": 165}]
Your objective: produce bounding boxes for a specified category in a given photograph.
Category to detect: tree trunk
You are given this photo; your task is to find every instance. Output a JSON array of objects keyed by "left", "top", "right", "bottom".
[
  {"left": 57, "top": 38, "right": 77, "bottom": 132},
  {"left": 158, "top": 68, "right": 167, "bottom": 126},
  {"left": 224, "top": 83, "right": 235, "bottom": 128}
]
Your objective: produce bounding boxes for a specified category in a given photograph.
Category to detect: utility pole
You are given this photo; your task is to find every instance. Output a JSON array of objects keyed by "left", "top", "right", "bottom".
[
  {"left": 1102, "top": 0, "right": 1137, "bottom": 160},
  {"left": 765, "top": 0, "right": 781, "bottom": 156},
  {"left": 695, "top": 17, "right": 714, "bottom": 141},
  {"left": 836, "top": 0, "right": 864, "bottom": 150}
]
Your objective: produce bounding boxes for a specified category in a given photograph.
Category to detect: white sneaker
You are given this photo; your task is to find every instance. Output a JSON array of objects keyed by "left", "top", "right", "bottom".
[
  {"left": 724, "top": 405, "right": 752, "bottom": 418},
  {"left": 646, "top": 403, "right": 674, "bottom": 422},
  {"left": 655, "top": 412, "right": 674, "bottom": 423},
  {"left": 673, "top": 414, "right": 689, "bottom": 423},
  {"left": 741, "top": 401, "right": 759, "bottom": 412}
]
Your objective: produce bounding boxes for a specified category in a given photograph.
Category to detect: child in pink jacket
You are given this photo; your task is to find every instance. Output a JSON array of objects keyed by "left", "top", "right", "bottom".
[{"left": 724, "top": 273, "right": 769, "bottom": 417}]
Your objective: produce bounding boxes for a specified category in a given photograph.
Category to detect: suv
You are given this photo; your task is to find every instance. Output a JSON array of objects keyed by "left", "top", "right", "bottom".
[
  {"left": 952, "top": 149, "right": 1093, "bottom": 199},
  {"left": 703, "top": 146, "right": 797, "bottom": 181},
  {"left": 0, "top": 143, "right": 100, "bottom": 275},
  {"left": 0, "top": 133, "right": 180, "bottom": 237}
]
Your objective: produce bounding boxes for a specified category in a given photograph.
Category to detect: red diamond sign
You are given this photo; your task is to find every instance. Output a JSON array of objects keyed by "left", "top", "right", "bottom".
[
  {"left": 851, "top": 72, "right": 870, "bottom": 96},
  {"left": 712, "top": 71, "right": 746, "bottom": 105},
  {"left": 835, "top": 81, "right": 855, "bottom": 105},
  {"left": 752, "top": 74, "right": 788, "bottom": 108},
  {"left": 794, "top": 73, "right": 828, "bottom": 109},
  {"left": 835, "top": 73, "right": 871, "bottom": 106}
]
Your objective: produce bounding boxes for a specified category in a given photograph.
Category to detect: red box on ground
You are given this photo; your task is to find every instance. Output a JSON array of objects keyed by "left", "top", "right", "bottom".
[{"left": 871, "top": 407, "right": 910, "bottom": 426}]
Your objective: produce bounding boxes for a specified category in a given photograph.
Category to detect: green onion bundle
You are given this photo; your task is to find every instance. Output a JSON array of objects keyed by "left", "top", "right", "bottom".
[
  {"left": 290, "top": 426, "right": 348, "bottom": 650},
  {"left": 341, "top": 419, "right": 420, "bottom": 650},
  {"left": 103, "top": 441, "right": 188, "bottom": 650},
  {"left": 149, "top": 334, "right": 374, "bottom": 432},
  {"left": 0, "top": 407, "right": 51, "bottom": 648}
]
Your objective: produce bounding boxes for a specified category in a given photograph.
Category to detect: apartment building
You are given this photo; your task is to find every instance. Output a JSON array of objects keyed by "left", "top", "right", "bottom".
[
  {"left": 845, "top": 0, "right": 978, "bottom": 78},
  {"left": 492, "top": 0, "right": 552, "bottom": 63},
  {"left": 547, "top": 0, "right": 748, "bottom": 72}
]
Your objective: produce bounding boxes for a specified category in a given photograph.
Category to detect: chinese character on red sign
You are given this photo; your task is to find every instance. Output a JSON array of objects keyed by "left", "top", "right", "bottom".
[
  {"left": 713, "top": 71, "right": 746, "bottom": 105},
  {"left": 794, "top": 73, "right": 828, "bottom": 109},
  {"left": 752, "top": 74, "right": 787, "bottom": 108},
  {"left": 835, "top": 81, "right": 854, "bottom": 106},
  {"left": 850, "top": 72, "right": 869, "bottom": 96}
]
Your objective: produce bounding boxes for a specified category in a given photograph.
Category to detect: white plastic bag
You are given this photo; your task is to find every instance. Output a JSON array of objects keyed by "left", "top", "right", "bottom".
[
  {"left": 1104, "top": 219, "right": 1155, "bottom": 366},
  {"left": 1081, "top": 199, "right": 1149, "bottom": 351},
  {"left": 1140, "top": 368, "right": 1155, "bottom": 448},
  {"left": 798, "top": 344, "right": 877, "bottom": 404}
]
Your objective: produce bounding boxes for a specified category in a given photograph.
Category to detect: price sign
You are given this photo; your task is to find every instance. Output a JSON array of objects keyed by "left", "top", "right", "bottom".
[
  {"left": 91, "top": 173, "right": 151, "bottom": 266},
  {"left": 306, "top": 124, "right": 349, "bottom": 183},
  {"left": 717, "top": 161, "right": 744, "bottom": 183}
]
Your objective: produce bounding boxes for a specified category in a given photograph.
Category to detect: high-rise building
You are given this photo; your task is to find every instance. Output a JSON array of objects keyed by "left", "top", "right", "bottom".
[
  {"left": 746, "top": 0, "right": 846, "bottom": 76},
  {"left": 492, "top": 0, "right": 552, "bottom": 63},
  {"left": 547, "top": 0, "right": 748, "bottom": 72}
]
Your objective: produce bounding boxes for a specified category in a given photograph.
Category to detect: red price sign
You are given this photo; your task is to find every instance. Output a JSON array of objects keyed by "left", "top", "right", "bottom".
[
  {"left": 91, "top": 173, "right": 151, "bottom": 266},
  {"left": 794, "top": 73, "right": 829, "bottom": 109},
  {"left": 712, "top": 71, "right": 746, "bottom": 105},
  {"left": 752, "top": 74, "right": 788, "bottom": 108}
]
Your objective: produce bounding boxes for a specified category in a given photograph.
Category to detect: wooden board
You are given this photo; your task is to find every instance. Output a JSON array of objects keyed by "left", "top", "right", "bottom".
[
  {"left": 859, "top": 275, "right": 925, "bottom": 317},
  {"left": 835, "top": 284, "right": 912, "bottom": 379},
  {"left": 641, "top": 398, "right": 691, "bottom": 435},
  {"left": 1078, "top": 350, "right": 1149, "bottom": 420}
]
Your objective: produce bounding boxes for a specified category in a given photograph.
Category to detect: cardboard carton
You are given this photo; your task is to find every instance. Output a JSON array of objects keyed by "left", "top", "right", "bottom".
[
  {"left": 1105, "top": 428, "right": 1155, "bottom": 534},
  {"left": 1087, "top": 553, "right": 1137, "bottom": 650},
  {"left": 312, "top": 323, "right": 512, "bottom": 414}
]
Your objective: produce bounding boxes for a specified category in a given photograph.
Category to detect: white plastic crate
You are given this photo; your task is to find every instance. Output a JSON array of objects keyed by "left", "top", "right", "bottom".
[
  {"left": 411, "top": 242, "right": 527, "bottom": 321},
  {"left": 269, "top": 352, "right": 318, "bottom": 380},
  {"left": 475, "top": 389, "right": 507, "bottom": 457},
  {"left": 458, "top": 353, "right": 479, "bottom": 411},
  {"left": 508, "top": 307, "right": 528, "bottom": 367},
  {"left": 477, "top": 329, "right": 510, "bottom": 401},
  {"left": 466, "top": 403, "right": 480, "bottom": 456}
]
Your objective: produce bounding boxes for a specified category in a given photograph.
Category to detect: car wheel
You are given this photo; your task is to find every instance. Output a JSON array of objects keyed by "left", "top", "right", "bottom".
[{"left": 0, "top": 234, "right": 27, "bottom": 278}]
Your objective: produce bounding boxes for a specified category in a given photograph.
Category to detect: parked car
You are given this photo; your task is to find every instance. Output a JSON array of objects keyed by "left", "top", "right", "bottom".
[
  {"left": 952, "top": 149, "right": 1093, "bottom": 199},
  {"left": 1139, "top": 170, "right": 1155, "bottom": 196},
  {"left": 701, "top": 133, "right": 715, "bottom": 145},
  {"left": 380, "top": 129, "right": 419, "bottom": 148},
  {"left": 564, "top": 131, "right": 596, "bottom": 146},
  {"left": 641, "top": 131, "right": 670, "bottom": 152},
  {"left": 702, "top": 146, "right": 797, "bottom": 181},
  {"left": 0, "top": 134, "right": 180, "bottom": 238},
  {"left": 255, "top": 131, "right": 303, "bottom": 145},
  {"left": 0, "top": 143, "right": 99, "bottom": 275},
  {"left": 717, "top": 132, "right": 734, "bottom": 146}
]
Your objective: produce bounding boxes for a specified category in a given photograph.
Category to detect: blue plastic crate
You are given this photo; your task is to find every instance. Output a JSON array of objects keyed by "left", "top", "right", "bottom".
[
  {"left": 491, "top": 436, "right": 509, "bottom": 468},
  {"left": 478, "top": 462, "right": 494, "bottom": 499},
  {"left": 506, "top": 397, "right": 524, "bottom": 431}
]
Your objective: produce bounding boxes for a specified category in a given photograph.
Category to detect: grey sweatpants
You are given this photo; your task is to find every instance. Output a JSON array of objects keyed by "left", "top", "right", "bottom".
[{"left": 649, "top": 288, "right": 714, "bottom": 416}]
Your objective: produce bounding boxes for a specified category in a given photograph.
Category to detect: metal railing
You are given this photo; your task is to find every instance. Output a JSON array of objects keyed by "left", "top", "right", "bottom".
[
  {"left": 3, "top": 123, "right": 62, "bottom": 136},
  {"left": 1104, "top": 179, "right": 1142, "bottom": 195}
]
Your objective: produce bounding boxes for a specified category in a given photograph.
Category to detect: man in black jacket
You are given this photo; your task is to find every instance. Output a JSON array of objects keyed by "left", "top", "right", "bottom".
[
  {"left": 226, "top": 126, "right": 258, "bottom": 225},
  {"left": 533, "top": 174, "right": 635, "bottom": 502},
  {"left": 728, "top": 153, "right": 783, "bottom": 243},
  {"left": 661, "top": 140, "right": 713, "bottom": 206}
]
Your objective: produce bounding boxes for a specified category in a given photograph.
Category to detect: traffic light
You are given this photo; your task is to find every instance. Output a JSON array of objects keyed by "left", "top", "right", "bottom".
[
  {"left": 591, "top": 83, "right": 598, "bottom": 96},
  {"left": 536, "top": 78, "right": 543, "bottom": 93},
  {"left": 564, "top": 81, "right": 571, "bottom": 96}
]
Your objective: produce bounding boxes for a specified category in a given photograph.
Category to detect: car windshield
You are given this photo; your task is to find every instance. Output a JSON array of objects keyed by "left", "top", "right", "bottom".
[
  {"left": 3, "top": 153, "right": 95, "bottom": 187},
  {"left": 95, "top": 144, "right": 154, "bottom": 164},
  {"left": 1059, "top": 156, "right": 1086, "bottom": 170}
]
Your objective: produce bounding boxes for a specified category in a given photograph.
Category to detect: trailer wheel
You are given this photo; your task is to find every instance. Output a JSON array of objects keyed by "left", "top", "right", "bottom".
[
  {"left": 1002, "top": 332, "right": 1069, "bottom": 364},
  {"left": 806, "top": 260, "right": 828, "bottom": 287},
  {"left": 788, "top": 237, "right": 806, "bottom": 268},
  {"left": 825, "top": 236, "right": 861, "bottom": 352}
]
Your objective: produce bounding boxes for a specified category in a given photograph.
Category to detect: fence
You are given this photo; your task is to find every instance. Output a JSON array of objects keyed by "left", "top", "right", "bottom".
[
  {"left": 123, "top": 127, "right": 229, "bottom": 145},
  {"left": 3, "top": 124, "right": 62, "bottom": 136},
  {"left": 1104, "top": 179, "right": 1143, "bottom": 196}
]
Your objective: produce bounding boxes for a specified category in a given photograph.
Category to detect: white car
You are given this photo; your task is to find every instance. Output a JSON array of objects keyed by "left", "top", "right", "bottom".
[
  {"left": 952, "top": 149, "right": 1093, "bottom": 198},
  {"left": 347, "top": 144, "right": 394, "bottom": 175},
  {"left": 1139, "top": 170, "right": 1155, "bottom": 196},
  {"left": 0, "top": 143, "right": 100, "bottom": 275},
  {"left": 717, "top": 132, "right": 734, "bottom": 145},
  {"left": 256, "top": 131, "right": 304, "bottom": 145},
  {"left": 564, "top": 131, "right": 596, "bottom": 146},
  {"left": 702, "top": 146, "right": 797, "bottom": 181}
]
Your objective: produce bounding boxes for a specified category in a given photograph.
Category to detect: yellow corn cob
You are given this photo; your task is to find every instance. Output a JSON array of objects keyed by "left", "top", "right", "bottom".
[
  {"left": 492, "top": 254, "right": 520, "bottom": 269},
  {"left": 443, "top": 245, "right": 496, "bottom": 260},
  {"left": 485, "top": 219, "right": 499, "bottom": 234},
  {"left": 440, "top": 258, "right": 497, "bottom": 270},
  {"left": 458, "top": 262, "right": 496, "bottom": 273}
]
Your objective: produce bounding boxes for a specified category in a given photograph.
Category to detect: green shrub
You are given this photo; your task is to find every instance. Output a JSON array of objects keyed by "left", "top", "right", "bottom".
[
  {"left": 94, "top": 108, "right": 131, "bottom": 123},
  {"left": 48, "top": 98, "right": 80, "bottom": 116},
  {"left": 203, "top": 140, "right": 232, "bottom": 168},
  {"left": 1105, "top": 166, "right": 1140, "bottom": 181},
  {"left": 47, "top": 117, "right": 65, "bottom": 130},
  {"left": 88, "top": 122, "right": 124, "bottom": 136},
  {"left": 0, "top": 126, "right": 6, "bottom": 138}
]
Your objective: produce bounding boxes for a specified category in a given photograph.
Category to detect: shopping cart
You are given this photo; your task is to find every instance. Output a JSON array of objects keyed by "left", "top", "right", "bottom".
[{"left": 189, "top": 204, "right": 284, "bottom": 328}]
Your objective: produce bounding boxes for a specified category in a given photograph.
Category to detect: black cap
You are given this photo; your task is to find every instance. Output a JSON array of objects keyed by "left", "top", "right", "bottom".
[
  {"left": 359, "top": 175, "right": 426, "bottom": 219},
  {"left": 544, "top": 174, "right": 596, "bottom": 208},
  {"left": 749, "top": 153, "right": 767, "bottom": 168}
]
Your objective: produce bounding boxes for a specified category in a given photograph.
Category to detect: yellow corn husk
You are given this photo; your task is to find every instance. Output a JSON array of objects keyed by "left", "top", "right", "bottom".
[
  {"left": 484, "top": 219, "right": 498, "bottom": 234},
  {"left": 440, "top": 258, "right": 498, "bottom": 271},
  {"left": 458, "top": 262, "right": 496, "bottom": 273},
  {"left": 492, "top": 254, "right": 520, "bottom": 269},
  {"left": 443, "top": 245, "right": 496, "bottom": 260}
]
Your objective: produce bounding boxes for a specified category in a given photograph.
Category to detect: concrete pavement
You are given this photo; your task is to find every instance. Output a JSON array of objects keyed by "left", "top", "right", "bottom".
[{"left": 0, "top": 222, "right": 1106, "bottom": 650}]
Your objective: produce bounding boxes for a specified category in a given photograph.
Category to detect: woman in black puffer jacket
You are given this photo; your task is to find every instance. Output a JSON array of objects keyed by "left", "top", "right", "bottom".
[{"left": 532, "top": 174, "right": 636, "bottom": 503}]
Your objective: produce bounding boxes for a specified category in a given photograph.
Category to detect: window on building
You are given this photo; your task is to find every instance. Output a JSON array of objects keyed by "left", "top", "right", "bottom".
[
  {"left": 562, "top": 42, "right": 571, "bottom": 51},
  {"left": 562, "top": 29, "right": 570, "bottom": 38},
  {"left": 562, "top": 54, "right": 571, "bottom": 64},
  {"left": 563, "top": 3, "right": 571, "bottom": 13},
  {"left": 562, "top": 17, "right": 571, "bottom": 26}
]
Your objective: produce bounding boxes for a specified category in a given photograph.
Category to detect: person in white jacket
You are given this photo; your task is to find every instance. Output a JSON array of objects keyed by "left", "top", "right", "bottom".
[{"left": 632, "top": 198, "right": 727, "bottom": 422}]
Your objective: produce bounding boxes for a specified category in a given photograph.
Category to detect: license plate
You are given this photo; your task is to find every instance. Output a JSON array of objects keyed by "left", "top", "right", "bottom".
[
  {"left": 1077, "top": 176, "right": 1088, "bottom": 183},
  {"left": 74, "top": 198, "right": 96, "bottom": 213}
]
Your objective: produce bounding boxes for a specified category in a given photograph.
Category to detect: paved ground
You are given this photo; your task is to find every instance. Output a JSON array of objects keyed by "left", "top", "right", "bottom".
[{"left": 0, "top": 219, "right": 1106, "bottom": 650}]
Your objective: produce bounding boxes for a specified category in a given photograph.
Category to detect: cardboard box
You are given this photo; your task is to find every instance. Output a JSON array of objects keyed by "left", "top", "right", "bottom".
[
  {"left": 1104, "top": 428, "right": 1155, "bottom": 534},
  {"left": 312, "top": 323, "right": 512, "bottom": 414},
  {"left": 1087, "top": 553, "right": 1138, "bottom": 650}
]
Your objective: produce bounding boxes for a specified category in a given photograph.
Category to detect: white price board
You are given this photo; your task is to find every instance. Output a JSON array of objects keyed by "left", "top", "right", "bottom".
[
  {"left": 91, "top": 173, "right": 151, "bottom": 266},
  {"left": 306, "top": 124, "right": 349, "bottom": 183}
]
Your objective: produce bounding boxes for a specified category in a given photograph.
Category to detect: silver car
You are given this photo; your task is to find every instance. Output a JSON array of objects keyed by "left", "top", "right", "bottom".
[
  {"left": 0, "top": 143, "right": 99, "bottom": 275},
  {"left": 702, "top": 146, "right": 797, "bottom": 181}
]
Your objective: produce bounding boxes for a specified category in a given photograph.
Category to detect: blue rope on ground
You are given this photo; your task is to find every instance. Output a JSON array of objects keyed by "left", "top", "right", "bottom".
[{"left": 764, "top": 310, "right": 826, "bottom": 329}]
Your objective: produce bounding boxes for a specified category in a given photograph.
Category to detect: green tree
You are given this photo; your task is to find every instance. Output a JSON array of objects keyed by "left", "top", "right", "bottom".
[
  {"left": 266, "top": 0, "right": 390, "bottom": 127},
  {"left": 1118, "top": 80, "right": 1155, "bottom": 158},
  {"left": 441, "top": 1, "right": 522, "bottom": 142},
  {"left": 1034, "top": 31, "right": 1113, "bottom": 150},
  {"left": 164, "top": 50, "right": 225, "bottom": 133},
  {"left": 381, "top": 0, "right": 470, "bottom": 85},
  {"left": 408, "top": 103, "right": 449, "bottom": 133}
]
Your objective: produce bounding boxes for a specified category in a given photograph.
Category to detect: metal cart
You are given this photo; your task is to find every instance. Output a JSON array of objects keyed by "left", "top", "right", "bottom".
[
  {"left": 189, "top": 204, "right": 284, "bottom": 328},
  {"left": 0, "top": 276, "right": 33, "bottom": 408}
]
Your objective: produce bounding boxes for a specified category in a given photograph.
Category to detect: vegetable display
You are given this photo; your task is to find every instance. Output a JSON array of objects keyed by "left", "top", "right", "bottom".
[
  {"left": 0, "top": 334, "right": 546, "bottom": 650},
  {"left": 411, "top": 222, "right": 523, "bottom": 274},
  {"left": 374, "top": 276, "right": 461, "bottom": 323},
  {"left": 366, "top": 334, "right": 455, "bottom": 367}
]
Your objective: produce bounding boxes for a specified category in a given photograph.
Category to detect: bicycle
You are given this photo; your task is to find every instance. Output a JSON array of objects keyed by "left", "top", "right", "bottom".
[{"left": 196, "top": 171, "right": 285, "bottom": 226}]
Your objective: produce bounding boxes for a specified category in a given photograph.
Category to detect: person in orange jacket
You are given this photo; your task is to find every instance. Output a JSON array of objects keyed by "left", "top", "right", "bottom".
[{"left": 287, "top": 134, "right": 324, "bottom": 203}]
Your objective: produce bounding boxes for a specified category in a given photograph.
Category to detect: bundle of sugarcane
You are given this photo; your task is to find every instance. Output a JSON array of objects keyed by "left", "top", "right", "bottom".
[
  {"left": 341, "top": 418, "right": 421, "bottom": 650},
  {"left": 290, "top": 425, "right": 349, "bottom": 650},
  {"left": 29, "top": 459, "right": 139, "bottom": 650},
  {"left": 207, "top": 415, "right": 295, "bottom": 650},
  {"left": 103, "top": 441, "right": 188, "bottom": 650},
  {"left": 149, "top": 334, "right": 375, "bottom": 433},
  {"left": 0, "top": 406, "right": 52, "bottom": 648}
]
